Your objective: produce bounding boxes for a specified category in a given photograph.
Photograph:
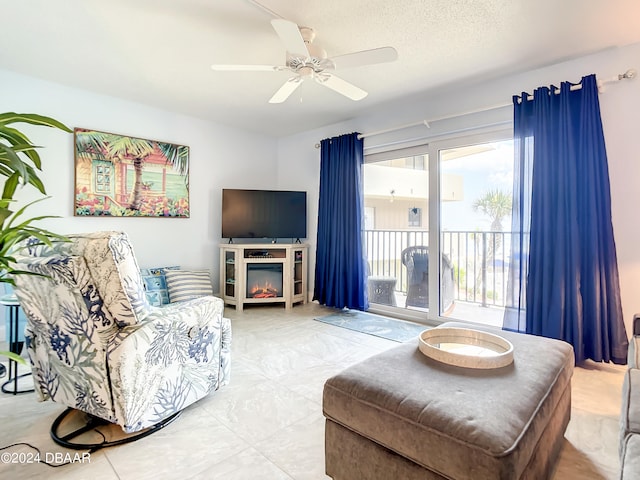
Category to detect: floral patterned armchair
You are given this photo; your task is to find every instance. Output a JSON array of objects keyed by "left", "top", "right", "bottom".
[{"left": 10, "top": 231, "right": 231, "bottom": 445}]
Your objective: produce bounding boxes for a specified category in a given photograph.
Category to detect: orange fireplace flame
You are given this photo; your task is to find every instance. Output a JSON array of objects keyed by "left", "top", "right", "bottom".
[{"left": 249, "top": 281, "right": 280, "bottom": 298}]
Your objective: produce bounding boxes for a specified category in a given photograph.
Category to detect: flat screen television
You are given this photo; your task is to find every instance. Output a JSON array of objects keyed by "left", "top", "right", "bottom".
[{"left": 222, "top": 189, "right": 307, "bottom": 240}]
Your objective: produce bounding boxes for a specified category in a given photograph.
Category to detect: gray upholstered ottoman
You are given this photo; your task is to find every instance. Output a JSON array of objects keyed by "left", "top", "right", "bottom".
[{"left": 323, "top": 322, "right": 574, "bottom": 480}]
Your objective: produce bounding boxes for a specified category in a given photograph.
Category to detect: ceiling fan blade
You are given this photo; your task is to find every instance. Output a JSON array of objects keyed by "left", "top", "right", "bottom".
[
  {"left": 211, "top": 64, "right": 284, "bottom": 72},
  {"left": 330, "top": 46, "right": 398, "bottom": 69},
  {"left": 271, "top": 19, "right": 309, "bottom": 57},
  {"left": 315, "top": 73, "right": 368, "bottom": 101},
  {"left": 269, "top": 77, "right": 303, "bottom": 103}
]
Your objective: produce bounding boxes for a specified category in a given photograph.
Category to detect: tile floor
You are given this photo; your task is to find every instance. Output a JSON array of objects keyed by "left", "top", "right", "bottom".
[{"left": 0, "top": 302, "right": 627, "bottom": 479}]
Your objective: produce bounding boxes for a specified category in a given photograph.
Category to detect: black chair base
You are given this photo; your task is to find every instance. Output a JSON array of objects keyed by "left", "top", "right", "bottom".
[
  {"left": 1, "top": 372, "right": 34, "bottom": 395},
  {"left": 51, "top": 407, "right": 182, "bottom": 451}
]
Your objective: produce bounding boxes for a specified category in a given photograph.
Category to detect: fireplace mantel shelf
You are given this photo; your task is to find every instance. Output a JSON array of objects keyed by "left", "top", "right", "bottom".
[{"left": 219, "top": 243, "right": 308, "bottom": 312}]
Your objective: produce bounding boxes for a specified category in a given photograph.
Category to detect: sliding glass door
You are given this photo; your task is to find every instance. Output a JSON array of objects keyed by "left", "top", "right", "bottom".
[
  {"left": 438, "top": 138, "right": 514, "bottom": 326},
  {"left": 363, "top": 131, "right": 513, "bottom": 326},
  {"left": 363, "top": 148, "right": 430, "bottom": 316}
]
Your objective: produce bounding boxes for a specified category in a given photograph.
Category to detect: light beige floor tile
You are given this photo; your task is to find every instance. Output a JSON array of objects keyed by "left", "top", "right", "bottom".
[
  {"left": 554, "top": 439, "right": 617, "bottom": 480},
  {"left": 285, "top": 330, "right": 383, "bottom": 365},
  {"left": 190, "top": 446, "right": 294, "bottom": 480},
  {"left": 562, "top": 407, "right": 621, "bottom": 477},
  {"left": 256, "top": 410, "right": 330, "bottom": 480},
  {"left": 201, "top": 378, "right": 320, "bottom": 445},
  {"left": 229, "top": 331, "right": 270, "bottom": 356},
  {"left": 235, "top": 343, "right": 327, "bottom": 380},
  {"left": 222, "top": 356, "right": 271, "bottom": 386},
  {"left": 0, "top": 302, "right": 631, "bottom": 479},
  {"left": 105, "top": 403, "right": 251, "bottom": 479},
  {"left": 274, "top": 362, "right": 346, "bottom": 405},
  {"left": 571, "top": 361, "right": 626, "bottom": 415}
]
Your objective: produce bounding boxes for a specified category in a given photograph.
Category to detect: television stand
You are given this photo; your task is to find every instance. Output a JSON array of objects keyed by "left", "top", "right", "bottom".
[{"left": 219, "top": 243, "right": 308, "bottom": 311}]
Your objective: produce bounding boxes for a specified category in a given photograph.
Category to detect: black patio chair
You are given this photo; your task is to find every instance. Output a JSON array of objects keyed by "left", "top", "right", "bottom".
[{"left": 401, "top": 246, "right": 455, "bottom": 312}]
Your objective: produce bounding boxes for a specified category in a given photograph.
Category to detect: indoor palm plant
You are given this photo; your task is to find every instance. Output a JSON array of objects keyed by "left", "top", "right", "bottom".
[{"left": 0, "top": 112, "right": 71, "bottom": 365}]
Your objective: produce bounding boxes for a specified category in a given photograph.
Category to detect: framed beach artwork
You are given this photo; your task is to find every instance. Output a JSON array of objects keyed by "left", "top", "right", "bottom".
[{"left": 74, "top": 128, "right": 190, "bottom": 217}]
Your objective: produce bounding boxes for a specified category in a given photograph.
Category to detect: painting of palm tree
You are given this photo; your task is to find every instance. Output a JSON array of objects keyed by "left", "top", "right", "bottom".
[{"left": 74, "top": 128, "right": 189, "bottom": 217}]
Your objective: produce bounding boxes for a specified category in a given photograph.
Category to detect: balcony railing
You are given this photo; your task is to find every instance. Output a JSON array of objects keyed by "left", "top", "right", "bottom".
[{"left": 364, "top": 229, "right": 512, "bottom": 308}]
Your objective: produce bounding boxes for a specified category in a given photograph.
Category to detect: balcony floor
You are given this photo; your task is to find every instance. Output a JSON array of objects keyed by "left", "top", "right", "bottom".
[{"left": 381, "top": 292, "right": 505, "bottom": 328}]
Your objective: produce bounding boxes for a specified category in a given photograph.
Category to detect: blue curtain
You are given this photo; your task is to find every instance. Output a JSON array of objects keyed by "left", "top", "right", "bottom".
[
  {"left": 313, "top": 132, "right": 368, "bottom": 310},
  {"left": 504, "top": 74, "right": 628, "bottom": 364}
]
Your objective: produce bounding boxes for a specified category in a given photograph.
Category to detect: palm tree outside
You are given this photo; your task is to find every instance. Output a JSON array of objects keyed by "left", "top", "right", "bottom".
[
  {"left": 470, "top": 188, "right": 513, "bottom": 305},
  {"left": 472, "top": 188, "right": 512, "bottom": 232}
]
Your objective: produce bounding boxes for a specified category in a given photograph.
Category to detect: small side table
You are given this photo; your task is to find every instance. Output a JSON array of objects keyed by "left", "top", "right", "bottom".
[
  {"left": 1, "top": 295, "right": 33, "bottom": 395},
  {"left": 368, "top": 276, "right": 398, "bottom": 306}
]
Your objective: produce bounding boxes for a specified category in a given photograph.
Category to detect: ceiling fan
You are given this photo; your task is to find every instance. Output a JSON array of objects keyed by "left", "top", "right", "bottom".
[{"left": 211, "top": 19, "right": 398, "bottom": 103}]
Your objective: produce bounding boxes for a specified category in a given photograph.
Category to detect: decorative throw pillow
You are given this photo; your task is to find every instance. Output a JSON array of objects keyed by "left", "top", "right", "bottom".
[
  {"left": 165, "top": 269, "right": 213, "bottom": 303},
  {"left": 144, "top": 290, "right": 163, "bottom": 307},
  {"left": 140, "top": 266, "right": 180, "bottom": 306}
]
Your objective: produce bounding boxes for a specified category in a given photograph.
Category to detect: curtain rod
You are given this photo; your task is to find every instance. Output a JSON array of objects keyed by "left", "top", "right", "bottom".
[
  {"left": 313, "top": 68, "right": 636, "bottom": 149},
  {"left": 312, "top": 103, "right": 511, "bottom": 149},
  {"left": 356, "top": 102, "right": 512, "bottom": 139},
  {"left": 598, "top": 68, "right": 636, "bottom": 90},
  {"left": 514, "top": 68, "right": 637, "bottom": 103}
]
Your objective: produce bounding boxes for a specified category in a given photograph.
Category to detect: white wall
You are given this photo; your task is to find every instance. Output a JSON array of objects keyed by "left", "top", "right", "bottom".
[
  {"left": 0, "top": 68, "right": 278, "bottom": 293},
  {"left": 4, "top": 39, "right": 639, "bottom": 335},
  {"left": 277, "top": 42, "right": 640, "bottom": 335}
]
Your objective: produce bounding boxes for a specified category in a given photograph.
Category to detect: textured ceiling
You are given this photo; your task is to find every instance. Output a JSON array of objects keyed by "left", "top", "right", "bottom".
[{"left": 2, "top": 0, "right": 640, "bottom": 136}]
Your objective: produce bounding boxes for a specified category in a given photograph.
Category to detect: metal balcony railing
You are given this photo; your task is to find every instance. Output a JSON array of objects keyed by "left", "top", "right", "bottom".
[{"left": 364, "top": 229, "right": 512, "bottom": 308}]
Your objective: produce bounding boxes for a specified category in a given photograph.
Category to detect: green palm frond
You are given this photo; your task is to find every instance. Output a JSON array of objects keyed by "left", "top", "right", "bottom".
[
  {"left": 75, "top": 129, "right": 156, "bottom": 162},
  {"left": 0, "top": 113, "right": 71, "bottom": 282},
  {"left": 0, "top": 112, "right": 72, "bottom": 131},
  {"left": 158, "top": 143, "right": 189, "bottom": 179},
  {"left": 0, "top": 113, "right": 72, "bottom": 169},
  {"left": 107, "top": 135, "right": 154, "bottom": 159},
  {"left": 0, "top": 198, "right": 68, "bottom": 284},
  {"left": 74, "top": 130, "right": 111, "bottom": 161},
  {"left": 472, "top": 188, "right": 512, "bottom": 231},
  {"left": 0, "top": 350, "right": 26, "bottom": 364},
  {"left": 0, "top": 114, "right": 71, "bottom": 198},
  {"left": 0, "top": 143, "right": 30, "bottom": 182},
  {"left": 0, "top": 113, "right": 70, "bottom": 365}
]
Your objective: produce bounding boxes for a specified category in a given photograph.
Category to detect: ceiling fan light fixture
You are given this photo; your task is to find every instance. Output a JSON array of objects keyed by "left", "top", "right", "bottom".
[{"left": 299, "top": 66, "right": 315, "bottom": 79}]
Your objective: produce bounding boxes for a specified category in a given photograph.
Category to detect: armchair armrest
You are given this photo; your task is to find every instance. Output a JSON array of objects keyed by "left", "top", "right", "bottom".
[
  {"left": 107, "top": 295, "right": 231, "bottom": 432},
  {"left": 628, "top": 314, "right": 640, "bottom": 368},
  {"left": 634, "top": 314, "right": 640, "bottom": 336}
]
